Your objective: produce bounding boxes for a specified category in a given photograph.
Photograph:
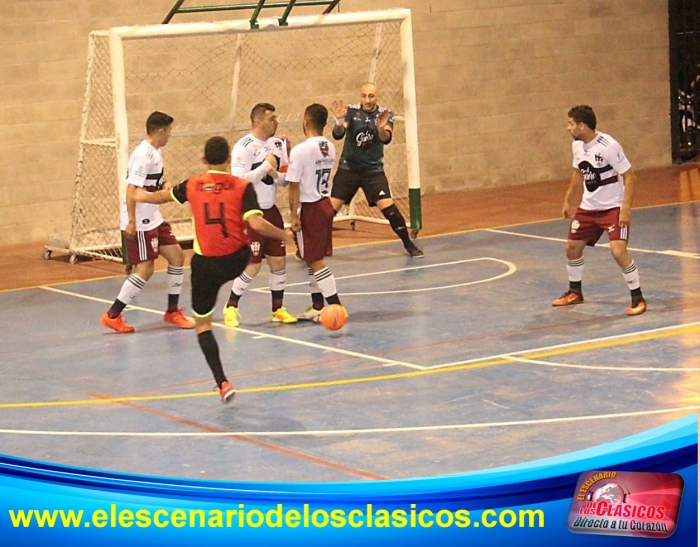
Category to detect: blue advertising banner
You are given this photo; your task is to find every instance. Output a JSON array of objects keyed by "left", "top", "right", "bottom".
[{"left": 1, "top": 414, "right": 696, "bottom": 546}]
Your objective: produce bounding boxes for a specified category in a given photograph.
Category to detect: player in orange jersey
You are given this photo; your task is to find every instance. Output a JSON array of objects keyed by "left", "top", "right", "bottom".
[{"left": 133, "top": 136, "right": 296, "bottom": 403}]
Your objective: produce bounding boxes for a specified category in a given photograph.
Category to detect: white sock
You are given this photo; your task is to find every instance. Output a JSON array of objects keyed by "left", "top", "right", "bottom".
[
  {"left": 166, "top": 265, "right": 184, "bottom": 296},
  {"left": 621, "top": 260, "right": 641, "bottom": 290},
  {"left": 567, "top": 257, "right": 584, "bottom": 283},
  {"left": 231, "top": 272, "right": 253, "bottom": 299},
  {"left": 117, "top": 274, "right": 146, "bottom": 305},
  {"left": 270, "top": 269, "right": 286, "bottom": 292},
  {"left": 313, "top": 267, "right": 337, "bottom": 301},
  {"left": 308, "top": 268, "right": 322, "bottom": 297}
]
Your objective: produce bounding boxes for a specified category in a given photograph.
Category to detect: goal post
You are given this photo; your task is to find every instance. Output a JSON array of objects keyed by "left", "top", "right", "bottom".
[{"left": 65, "top": 9, "right": 421, "bottom": 262}]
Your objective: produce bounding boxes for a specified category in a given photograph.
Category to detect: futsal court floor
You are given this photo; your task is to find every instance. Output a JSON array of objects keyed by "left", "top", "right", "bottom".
[{"left": 1, "top": 196, "right": 699, "bottom": 484}]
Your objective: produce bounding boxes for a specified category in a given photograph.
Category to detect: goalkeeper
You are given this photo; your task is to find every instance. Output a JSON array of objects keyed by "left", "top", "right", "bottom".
[{"left": 330, "top": 82, "right": 423, "bottom": 258}]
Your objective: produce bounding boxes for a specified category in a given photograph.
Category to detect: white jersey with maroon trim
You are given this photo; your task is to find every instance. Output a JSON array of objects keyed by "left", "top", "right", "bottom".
[
  {"left": 230, "top": 133, "right": 289, "bottom": 209},
  {"left": 287, "top": 136, "right": 336, "bottom": 203},
  {"left": 572, "top": 131, "right": 631, "bottom": 211},
  {"left": 120, "top": 139, "right": 165, "bottom": 231}
]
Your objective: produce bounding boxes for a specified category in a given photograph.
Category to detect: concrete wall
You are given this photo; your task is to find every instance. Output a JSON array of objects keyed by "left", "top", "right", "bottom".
[{"left": 0, "top": 0, "right": 670, "bottom": 246}]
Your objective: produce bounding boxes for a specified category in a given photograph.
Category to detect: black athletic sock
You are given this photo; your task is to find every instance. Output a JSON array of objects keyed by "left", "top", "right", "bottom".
[
  {"left": 107, "top": 299, "right": 127, "bottom": 318},
  {"left": 271, "top": 290, "right": 284, "bottom": 312},
  {"left": 569, "top": 281, "right": 582, "bottom": 292},
  {"left": 167, "top": 294, "right": 179, "bottom": 312},
  {"left": 197, "top": 330, "right": 227, "bottom": 387},
  {"left": 381, "top": 204, "right": 413, "bottom": 248},
  {"left": 311, "top": 292, "right": 325, "bottom": 310},
  {"left": 227, "top": 292, "right": 241, "bottom": 308},
  {"left": 631, "top": 287, "right": 642, "bottom": 298},
  {"left": 326, "top": 294, "right": 341, "bottom": 306}
]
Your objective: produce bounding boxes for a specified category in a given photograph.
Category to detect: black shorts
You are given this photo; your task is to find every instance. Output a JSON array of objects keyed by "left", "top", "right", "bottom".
[
  {"left": 190, "top": 247, "right": 250, "bottom": 317},
  {"left": 330, "top": 169, "right": 393, "bottom": 207}
]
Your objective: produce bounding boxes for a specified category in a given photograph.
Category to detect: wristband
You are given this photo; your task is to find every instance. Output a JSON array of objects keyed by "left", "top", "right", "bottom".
[{"left": 335, "top": 118, "right": 345, "bottom": 127}]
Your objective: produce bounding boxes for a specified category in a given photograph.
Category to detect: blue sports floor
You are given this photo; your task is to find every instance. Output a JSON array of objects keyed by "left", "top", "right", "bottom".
[{"left": 1, "top": 202, "right": 699, "bottom": 483}]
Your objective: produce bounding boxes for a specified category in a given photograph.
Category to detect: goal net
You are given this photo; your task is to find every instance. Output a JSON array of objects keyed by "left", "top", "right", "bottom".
[{"left": 67, "top": 9, "right": 421, "bottom": 262}]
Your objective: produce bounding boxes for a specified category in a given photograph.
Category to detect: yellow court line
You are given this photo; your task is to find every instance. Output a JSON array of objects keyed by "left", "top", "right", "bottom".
[
  {"left": 0, "top": 359, "right": 510, "bottom": 409},
  {"left": 2, "top": 322, "right": 700, "bottom": 409},
  {"left": 521, "top": 324, "right": 700, "bottom": 360}
]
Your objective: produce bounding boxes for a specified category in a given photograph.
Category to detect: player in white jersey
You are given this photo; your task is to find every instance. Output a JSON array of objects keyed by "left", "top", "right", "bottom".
[
  {"left": 287, "top": 104, "right": 344, "bottom": 322},
  {"left": 223, "top": 103, "right": 297, "bottom": 327},
  {"left": 552, "top": 105, "right": 646, "bottom": 316},
  {"left": 100, "top": 111, "right": 195, "bottom": 333}
]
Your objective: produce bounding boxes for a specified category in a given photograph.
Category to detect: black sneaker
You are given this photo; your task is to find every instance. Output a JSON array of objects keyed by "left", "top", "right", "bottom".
[{"left": 405, "top": 244, "right": 424, "bottom": 258}]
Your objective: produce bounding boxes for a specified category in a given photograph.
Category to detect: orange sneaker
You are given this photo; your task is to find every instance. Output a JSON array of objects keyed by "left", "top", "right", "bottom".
[
  {"left": 551, "top": 290, "right": 583, "bottom": 307},
  {"left": 219, "top": 381, "right": 235, "bottom": 404},
  {"left": 100, "top": 312, "right": 135, "bottom": 334},
  {"left": 627, "top": 296, "right": 647, "bottom": 316},
  {"left": 164, "top": 308, "right": 195, "bottom": 329}
]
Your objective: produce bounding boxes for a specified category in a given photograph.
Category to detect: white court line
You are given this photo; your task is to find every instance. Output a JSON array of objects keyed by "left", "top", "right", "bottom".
[
  {"left": 39, "top": 286, "right": 423, "bottom": 370},
  {"left": 424, "top": 320, "right": 700, "bottom": 370},
  {"left": 0, "top": 405, "right": 696, "bottom": 437},
  {"left": 509, "top": 356, "right": 700, "bottom": 372},
  {"left": 253, "top": 257, "right": 517, "bottom": 296},
  {"left": 486, "top": 228, "right": 700, "bottom": 259}
]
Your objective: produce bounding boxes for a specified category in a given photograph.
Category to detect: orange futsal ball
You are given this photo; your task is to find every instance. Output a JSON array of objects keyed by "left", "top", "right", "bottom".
[{"left": 319, "top": 304, "right": 348, "bottom": 331}]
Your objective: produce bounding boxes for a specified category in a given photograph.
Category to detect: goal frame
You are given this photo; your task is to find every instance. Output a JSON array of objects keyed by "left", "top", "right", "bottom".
[{"left": 64, "top": 9, "right": 421, "bottom": 263}]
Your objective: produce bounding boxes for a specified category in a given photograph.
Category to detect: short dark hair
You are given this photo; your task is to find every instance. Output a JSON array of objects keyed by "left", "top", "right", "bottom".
[
  {"left": 250, "top": 102, "right": 275, "bottom": 123},
  {"left": 305, "top": 103, "right": 328, "bottom": 130},
  {"left": 204, "top": 136, "right": 230, "bottom": 164},
  {"left": 146, "top": 111, "right": 174, "bottom": 134},
  {"left": 568, "top": 105, "right": 596, "bottom": 130}
]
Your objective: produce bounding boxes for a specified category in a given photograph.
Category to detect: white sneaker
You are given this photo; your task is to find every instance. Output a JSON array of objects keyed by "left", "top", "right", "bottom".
[
  {"left": 297, "top": 306, "right": 322, "bottom": 322},
  {"left": 223, "top": 306, "right": 241, "bottom": 328}
]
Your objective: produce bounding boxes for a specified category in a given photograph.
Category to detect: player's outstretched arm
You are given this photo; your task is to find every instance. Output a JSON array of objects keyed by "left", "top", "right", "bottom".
[
  {"left": 132, "top": 187, "right": 174, "bottom": 204},
  {"left": 247, "top": 213, "right": 297, "bottom": 249}
]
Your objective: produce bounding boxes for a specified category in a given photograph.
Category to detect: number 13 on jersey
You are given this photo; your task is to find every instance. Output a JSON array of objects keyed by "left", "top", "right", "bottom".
[{"left": 316, "top": 168, "right": 331, "bottom": 196}]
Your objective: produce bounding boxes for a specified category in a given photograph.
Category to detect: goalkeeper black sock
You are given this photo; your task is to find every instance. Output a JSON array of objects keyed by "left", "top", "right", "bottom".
[{"left": 381, "top": 204, "right": 412, "bottom": 248}]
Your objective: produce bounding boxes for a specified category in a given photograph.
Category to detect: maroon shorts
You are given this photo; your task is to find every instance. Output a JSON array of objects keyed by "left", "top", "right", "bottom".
[
  {"left": 122, "top": 222, "right": 178, "bottom": 265},
  {"left": 246, "top": 206, "right": 286, "bottom": 264},
  {"left": 568, "top": 207, "right": 629, "bottom": 246},
  {"left": 296, "top": 197, "right": 334, "bottom": 263}
]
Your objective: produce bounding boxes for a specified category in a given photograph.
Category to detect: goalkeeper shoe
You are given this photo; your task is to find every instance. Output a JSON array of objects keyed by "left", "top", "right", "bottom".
[
  {"left": 223, "top": 306, "right": 241, "bottom": 328},
  {"left": 271, "top": 307, "right": 297, "bottom": 324},
  {"left": 405, "top": 243, "right": 424, "bottom": 258},
  {"left": 164, "top": 309, "right": 195, "bottom": 329},
  {"left": 100, "top": 312, "right": 135, "bottom": 334}
]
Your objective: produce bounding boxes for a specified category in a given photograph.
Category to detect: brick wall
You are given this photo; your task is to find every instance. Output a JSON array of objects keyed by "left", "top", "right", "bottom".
[{"left": 0, "top": 0, "right": 669, "bottom": 246}]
